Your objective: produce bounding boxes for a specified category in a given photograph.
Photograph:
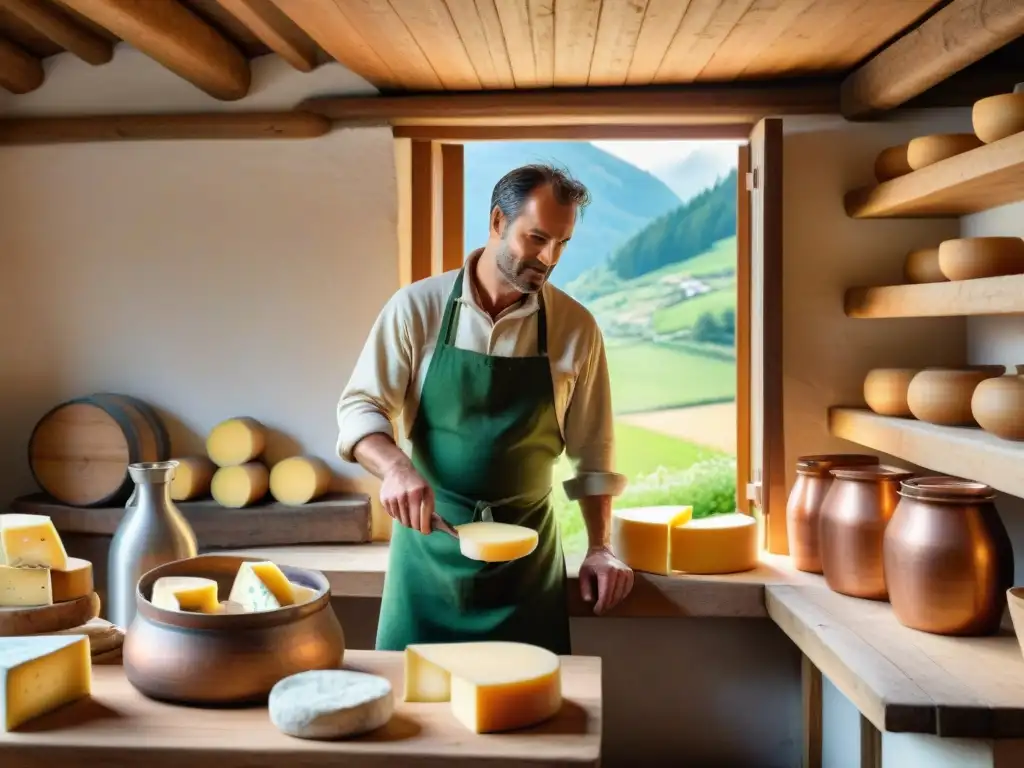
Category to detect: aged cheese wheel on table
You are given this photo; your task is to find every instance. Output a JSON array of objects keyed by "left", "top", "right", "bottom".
[
  {"left": 27, "top": 393, "right": 169, "bottom": 507},
  {"left": 269, "top": 669, "right": 393, "bottom": 739},
  {"left": 0, "top": 513, "right": 68, "bottom": 570},
  {"left": 269, "top": 456, "right": 332, "bottom": 505},
  {"left": 670, "top": 513, "right": 758, "bottom": 574},
  {"left": 611, "top": 506, "right": 693, "bottom": 575},
  {"left": 0, "top": 634, "right": 91, "bottom": 732},
  {"left": 211, "top": 462, "right": 269, "bottom": 508},
  {"left": 170, "top": 457, "right": 216, "bottom": 501},
  {"left": 454, "top": 522, "right": 538, "bottom": 562},
  {"left": 404, "top": 641, "right": 561, "bottom": 733},
  {"left": 151, "top": 576, "right": 220, "bottom": 613},
  {"left": 206, "top": 417, "right": 266, "bottom": 467}
]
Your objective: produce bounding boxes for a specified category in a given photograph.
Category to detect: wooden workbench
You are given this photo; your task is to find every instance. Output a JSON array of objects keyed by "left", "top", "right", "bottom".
[{"left": 0, "top": 650, "right": 602, "bottom": 768}]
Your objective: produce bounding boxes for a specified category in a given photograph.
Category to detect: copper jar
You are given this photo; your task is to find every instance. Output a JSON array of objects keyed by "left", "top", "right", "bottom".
[
  {"left": 819, "top": 465, "right": 914, "bottom": 600},
  {"left": 786, "top": 454, "right": 879, "bottom": 573},
  {"left": 123, "top": 554, "right": 345, "bottom": 705},
  {"left": 883, "top": 477, "right": 1014, "bottom": 636}
]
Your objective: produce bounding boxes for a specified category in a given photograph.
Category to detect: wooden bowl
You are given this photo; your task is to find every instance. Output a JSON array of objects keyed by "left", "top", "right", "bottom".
[
  {"left": 123, "top": 554, "right": 344, "bottom": 705},
  {"left": 864, "top": 368, "right": 921, "bottom": 418},
  {"left": 907, "top": 367, "right": 1005, "bottom": 426},
  {"left": 874, "top": 144, "right": 912, "bottom": 182},
  {"left": 903, "top": 247, "right": 946, "bottom": 284},
  {"left": 906, "top": 133, "right": 983, "bottom": 170},
  {"left": 973, "top": 92, "right": 1024, "bottom": 144},
  {"left": 972, "top": 365, "right": 1024, "bottom": 441},
  {"left": 938, "top": 237, "right": 1024, "bottom": 281}
]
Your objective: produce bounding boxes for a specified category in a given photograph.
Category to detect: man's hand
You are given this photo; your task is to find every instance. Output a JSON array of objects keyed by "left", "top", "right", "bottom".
[
  {"left": 380, "top": 460, "right": 435, "bottom": 535},
  {"left": 578, "top": 545, "right": 634, "bottom": 615}
]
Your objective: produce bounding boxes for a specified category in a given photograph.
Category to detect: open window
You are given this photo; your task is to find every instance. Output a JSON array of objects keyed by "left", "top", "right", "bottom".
[{"left": 394, "top": 119, "right": 783, "bottom": 557}]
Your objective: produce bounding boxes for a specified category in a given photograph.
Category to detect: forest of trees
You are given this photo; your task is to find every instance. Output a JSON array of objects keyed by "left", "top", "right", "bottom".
[{"left": 607, "top": 168, "right": 737, "bottom": 280}]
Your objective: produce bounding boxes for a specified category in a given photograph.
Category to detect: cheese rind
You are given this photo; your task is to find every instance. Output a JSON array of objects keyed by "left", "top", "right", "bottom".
[
  {"left": 670, "top": 513, "right": 759, "bottom": 575},
  {"left": 228, "top": 561, "right": 295, "bottom": 612},
  {"left": 151, "top": 576, "right": 220, "bottom": 614},
  {"left": 170, "top": 457, "right": 216, "bottom": 501},
  {"left": 404, "top": 641, "right": 562, "bottom": 733},
  {"left": 50, "top": 558, "right": 93, "bottom": 603},
  {"left": 611, "top": 506, "right": 693, "bottom": 575},
  {"left": 269, "top": 669, "right": 393, "bottom": 739},
  {"left": 211, "top": 463, "right": 269, "bottom": 508},
  {"left": 0, "top": 566, "right": 51, "bottom": 607},
  {"left": 0, "top": 635, "right": 92, "bottom": 732},
  {"left": 454, "top": 522, "right": 539, "bottom": 562},
  {"left": 269, "top": 456, "right": 332, "bottom": 505},
  {"left": 206, "top": 417, "right": 266, "bottom": 467},
  {"left": 0, "top": 514, "right": 69, "bottom": 570}
]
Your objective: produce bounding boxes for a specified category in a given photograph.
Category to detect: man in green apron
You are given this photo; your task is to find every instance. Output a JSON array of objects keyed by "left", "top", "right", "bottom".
[{"left": 337, "top": 164, "right": 634, "bottom": 655}]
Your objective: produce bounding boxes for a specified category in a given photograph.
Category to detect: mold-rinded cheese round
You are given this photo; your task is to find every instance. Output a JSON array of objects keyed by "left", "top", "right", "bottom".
[
  {"left": 206, "top": 417, "right": 266, "bottom": 467},
  {"left": 404, "top": 641, "right": 561, "bottom": 733},
  {"left": 670, "top": 513, "right": 759, "bottom": 575},
  {"left": 453, "top": 522, "right": 538, "bottom": 562},
  {"left": 151, "top": 576, "right": 221, "bottom": 613},
  {"left": 50, "top": 557, "right": 93, "bottom": 603},
  {"left": 269, "top": 456, "right": 332, "bottom": 505},
  {"left": 611, "top": 506, "right": 693, "bottom": 575},
  {"left": 211, "top": 463, "right": 269, "bottom": 508},
  {"left": 269, "top": 669, "right": 393, "bottom": 740},
  {"left": 170, "top": 457, "right": 216, "bottom": 501}
]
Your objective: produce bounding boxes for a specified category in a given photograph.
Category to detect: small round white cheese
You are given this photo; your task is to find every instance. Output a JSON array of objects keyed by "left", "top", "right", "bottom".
[{"left": 269, "top": 669, "right": 394, "bottom": 740}]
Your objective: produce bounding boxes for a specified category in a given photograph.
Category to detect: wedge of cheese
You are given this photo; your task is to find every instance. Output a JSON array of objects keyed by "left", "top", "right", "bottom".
[
  {"left": 170, "top": 457, "right": 216, "bottom": 501},
  {"left": 50, "top": 558, "right": 93, "bottom": 603},
  {"left": 611, "top": 506, "right": 693, "bottom": 575},
  {"left": 269, "top": 456, "right": 332, "bottom": 505},
  {"left": 670, "top": 513, "right": 759, "bottom": 575},
  {"left": 151, "top": 576, "right": 221, "bottom": 614},
  {"left": 0, "top": 565, "right": 51, "bottom": 607},
  {"left": 206, "top": 417, "right": 266, "bottom": 467},
  {"left": 0, "top": 635, "right": 91, "bottom": 732},
  {"left": 454, "top": 522, "right": 538, "bottom": 562},
  {"left": 404, "top": 641, "right": 562, "bottom": 733},
  {"left": 0, "top": 514, "right": 68, "bottom": 570},
  {"left": 228, "top": 561, "right": 295, "bottom": 612},
  {"left": 291, "top": 583, "right": 319, "bottom": 605},
  {"left": 211, "top": 463, "right": 269, "bottom": 508}
]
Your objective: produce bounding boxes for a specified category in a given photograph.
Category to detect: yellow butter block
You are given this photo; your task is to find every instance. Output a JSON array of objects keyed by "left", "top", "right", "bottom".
[
  {"left": 670, "top": 513, "right": 759, "bottom": 575},
  {"left": 0, "top": 514, "right": 68, "bottom": 570},
  {"left": 404, "top": 641, "right": 561, "bottom": 733},
  {"left": 453, "top": 522, "right": 538, "bottom": 562},
  {"left": 151, "top": 576, "right": 221, "bottom": 614},
  {"left": 611, "top": 506, "right": 693, "bottom": 575}
]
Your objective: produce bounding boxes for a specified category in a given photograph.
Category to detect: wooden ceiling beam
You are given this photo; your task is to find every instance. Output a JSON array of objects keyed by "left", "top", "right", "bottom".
[
  {"left": 298, "top": 82, "right": 839, "bottom": 126},
  {"left": 392, "top": 124, "right": 755, "bottom": 142},
  {"left": 0, "top": 35, "right": 42, "bottom": 93},
  {"left": 213, "top": 0, "right": 317, "bottom": 72},
  {"left": 58, "top": 0, "right": 251, "bottom": 100},
  {"left": 841, "top": 0, "right": 1024, "bottom": 119},
  {"left": 0, "top": 0, "right": 112, "bottom": 65},
  {"left": 0, "top": 111, "right": 331, "bottom": 144}
]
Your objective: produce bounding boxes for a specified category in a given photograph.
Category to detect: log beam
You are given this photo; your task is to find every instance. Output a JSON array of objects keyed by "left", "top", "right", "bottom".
[
  {"left": 0, "top": 36, "right": 43, "bottom": 93},
  {"left": 214, "top": 0, "right": 318, "bottom": 72},
  {"left": 0, "top": 0, "right": 113, "bottom": 65},
  {"left": 841, "top": 0, "right": 1024, "bottom": 119},
  {"left": 58, "top": 0, "right": 251, "bottom": 100}
]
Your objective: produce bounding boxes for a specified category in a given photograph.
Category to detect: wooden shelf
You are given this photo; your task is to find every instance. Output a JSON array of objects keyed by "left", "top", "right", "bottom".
[
  {"left": 829, "top": 408, "right": 1024, "bottom": 499},
  {"left": 845, "top": 274, "right": 1024, "bottom": 318},
  {"left": 844, "top": 131, "right": 1024, "bottom": 218}
]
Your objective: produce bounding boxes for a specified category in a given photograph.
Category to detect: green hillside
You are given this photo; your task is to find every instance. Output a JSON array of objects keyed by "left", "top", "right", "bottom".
[{"left": 462, "top": 141, "right": 681, "bottom": 286}]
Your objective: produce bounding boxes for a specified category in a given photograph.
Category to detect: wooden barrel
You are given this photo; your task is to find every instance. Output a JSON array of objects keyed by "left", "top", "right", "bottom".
[{"left": 28, "top": 393, "right": 171, "bottom": 507}]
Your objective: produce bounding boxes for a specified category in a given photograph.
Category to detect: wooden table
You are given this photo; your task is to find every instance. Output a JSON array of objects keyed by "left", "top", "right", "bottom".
[{"left": 0, "top": 650, "right": 602, "bottom": 768}]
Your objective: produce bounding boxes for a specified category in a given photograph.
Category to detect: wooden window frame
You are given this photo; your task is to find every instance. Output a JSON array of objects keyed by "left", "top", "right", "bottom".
[{"left": 394, "top": 122, "right": 784, "bottom": 554}]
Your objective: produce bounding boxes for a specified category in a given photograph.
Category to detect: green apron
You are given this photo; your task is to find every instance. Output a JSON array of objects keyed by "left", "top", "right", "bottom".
[{"left": 375, "top": 267, "right": 572, "bottom": 655}]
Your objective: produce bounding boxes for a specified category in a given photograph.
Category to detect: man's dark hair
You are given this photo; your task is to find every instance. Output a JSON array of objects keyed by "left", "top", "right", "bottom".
[{"left": 489, "top": 163, "right": 591, "bottom": 226}]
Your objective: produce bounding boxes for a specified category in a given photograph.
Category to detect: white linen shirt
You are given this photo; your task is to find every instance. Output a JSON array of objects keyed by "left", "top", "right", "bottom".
[{"left": 336, "top": 251, "right": 626, "bottom": 500}]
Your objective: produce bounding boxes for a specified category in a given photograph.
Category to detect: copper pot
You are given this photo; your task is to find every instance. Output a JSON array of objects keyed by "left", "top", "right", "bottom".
[
  {"left": 123, "top": 554, "right": 345, "bottom": 705},
  {"left": 819, "top": 465, "right": 914, "bottom": 600},
  {"left": 786, "top": 454, "right": 880, "bottom": 573},
  {"left": 884, "top": 477, "right": 1014, "bottom": 636}
]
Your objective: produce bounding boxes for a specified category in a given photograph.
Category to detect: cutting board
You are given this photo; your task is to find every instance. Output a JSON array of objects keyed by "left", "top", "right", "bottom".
[{"left": 10, "top": 492, "right": 372, "bottom": 548}]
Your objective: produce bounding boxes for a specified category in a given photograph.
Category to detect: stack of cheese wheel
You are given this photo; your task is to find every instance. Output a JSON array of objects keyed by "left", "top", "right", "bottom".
[
  {"left": 611, "top": 506, "right": 759, "bottom": 575},
  {"left": 207, "top": 417, "right": 269, "bottom": 508},
  {"left": 269, "top": 456, "right": 332, "bottom": 506}
]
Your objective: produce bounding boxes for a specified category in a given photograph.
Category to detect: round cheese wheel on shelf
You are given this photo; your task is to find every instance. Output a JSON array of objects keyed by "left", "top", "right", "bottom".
[
  {"left": 170, "top": 457, "right": 216, "bottom": 501},
  {"left": 211, "top": 463, "right": 269, "bottom": 508},
  {"left": 269, "top": 669, "right": 393, "bottom": 740},
  {"left": 670, "top": 513, "right": 759, "bottom": 575},
  {"left": 206, "top": 417, "right": 266, "bottom": 467},
  {"left": 611, "top": 506, "right": 693, "bottom": 575},
  {"left": 906, "top": 133, "right": 983, "bottom": 171},
  {"left": 873, "top": 143, "right": 911, "bottom": 182},
  {"left": 269, "top": 456, "right": 332, "bottom": 505}
]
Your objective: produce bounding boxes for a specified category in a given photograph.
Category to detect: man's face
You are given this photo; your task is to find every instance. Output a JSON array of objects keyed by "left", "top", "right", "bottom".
[{"left": 490, "top": 184, "right": 576, "bottom": 294}]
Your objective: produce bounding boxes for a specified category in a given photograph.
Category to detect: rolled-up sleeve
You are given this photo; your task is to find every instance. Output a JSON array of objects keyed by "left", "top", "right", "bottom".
[
  {"left": 336, "top": 293, "right": 413, "bottom": 463},
  {"left": 560, "top": 326, "right": 628, "bottom": 501}
]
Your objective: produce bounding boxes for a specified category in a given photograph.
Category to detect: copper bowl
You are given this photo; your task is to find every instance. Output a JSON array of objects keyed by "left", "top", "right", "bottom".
[{"left": 123, "top": 554, "right": 345, "bottom": 705}]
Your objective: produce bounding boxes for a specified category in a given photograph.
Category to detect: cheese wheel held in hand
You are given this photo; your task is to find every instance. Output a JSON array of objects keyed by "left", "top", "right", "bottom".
[{"left": 454, "top": 522, "right": 538, "bottom": 562}]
